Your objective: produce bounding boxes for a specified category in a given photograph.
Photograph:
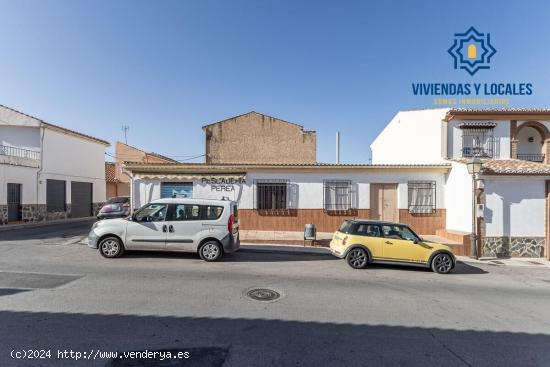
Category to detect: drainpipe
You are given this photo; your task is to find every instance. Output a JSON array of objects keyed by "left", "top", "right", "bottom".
[
  {"left": 121, "top": 168, "right": 134, "bottom": 213},
  {"left": 35, "top": 125, "right": 46, "bottom": 221}
]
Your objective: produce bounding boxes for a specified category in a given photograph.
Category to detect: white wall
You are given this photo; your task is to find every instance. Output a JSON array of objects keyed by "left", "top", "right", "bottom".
[
  {"left": 516, "top": 126, "right": 544, "bottom": 155},
  {"left": 40, "top": 128, "right": 106, "bottom": 203},
  {"left": 133, "top": 169, "right": 447, "bottom": 210},
  {"left": 484, "top": 177, "right": 546, "bottom": 237},
  {"left": 444, "top": 162, "right": 472, "bottom": 233},
  {"left": 0, "top": 126, "right": 40, "bottom": 150},
  {"left": 0, "top": 164, "right": 39, "bottom": 205},
  {"left": 448, "top": 120, "right": 510, "bottom": 159},
  {"left": 371, "top": 109, "right": 448, "bottom": 164}
]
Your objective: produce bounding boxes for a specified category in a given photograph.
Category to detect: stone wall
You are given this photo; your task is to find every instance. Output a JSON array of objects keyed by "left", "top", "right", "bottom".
[
  {"left": 0, "top": 202, "right": 103, "bottom": 225},
  {"left": 483, "top": 236, "right": 545, "bottom": 258},
  {"left": 0, "top": 205, "right": 7, "bottom": 225},
  {"left": 21, "top": 204, "right": 70, "bottom": 222}
]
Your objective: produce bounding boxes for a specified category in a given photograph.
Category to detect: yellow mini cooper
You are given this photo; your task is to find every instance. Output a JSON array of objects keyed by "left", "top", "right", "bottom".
[{"left": 330, "top": 220, "right": 455, "bottom": 274}]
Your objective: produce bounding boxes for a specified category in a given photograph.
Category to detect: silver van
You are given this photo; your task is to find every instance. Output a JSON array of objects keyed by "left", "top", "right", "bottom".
[{"left": 88, "top": 198, "right": 240, "bottom": 261}]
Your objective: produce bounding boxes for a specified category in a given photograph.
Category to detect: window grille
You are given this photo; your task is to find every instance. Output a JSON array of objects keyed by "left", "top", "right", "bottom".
[
  {"left": 323, "top": 180, "right": 352, "bottom": 211},
  {"left": 254, "top": 180, "right": 290, "bottom": 210},
  {"left": 408, "top": 181, "right": 436, "bottom": 214},
  {"left": 460, "top": 126, "right": 497, "bottom": 158}
]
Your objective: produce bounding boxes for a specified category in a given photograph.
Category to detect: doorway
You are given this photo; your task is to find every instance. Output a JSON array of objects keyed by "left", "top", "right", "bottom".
[
  {"left": 7, "top": 183, "right": 22, "bottom": 222},
  {"left": 370, "top": 183, "right": 398, "bottom": 222}
]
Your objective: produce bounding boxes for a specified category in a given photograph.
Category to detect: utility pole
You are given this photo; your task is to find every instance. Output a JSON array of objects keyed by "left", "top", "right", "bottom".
[{"left": 122, "top": 125, "right": 130, "bottom": 144}]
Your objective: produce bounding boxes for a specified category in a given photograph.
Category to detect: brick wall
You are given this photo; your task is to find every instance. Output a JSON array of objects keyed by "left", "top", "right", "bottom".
[{"left": 204, "top": 112, "right": 316, "bottom": 164}]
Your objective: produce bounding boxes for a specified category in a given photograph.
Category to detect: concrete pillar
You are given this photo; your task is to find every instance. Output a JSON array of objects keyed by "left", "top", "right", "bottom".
[{"left": 510, "top": 120, "right": 517, "bottom": 159}]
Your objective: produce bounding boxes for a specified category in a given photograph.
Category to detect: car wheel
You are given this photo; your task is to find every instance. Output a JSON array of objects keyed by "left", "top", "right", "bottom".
[
  {"left": 199, "top": 241, "right": 223, "bottom": 262},
  {"left": 346, "top": 248, "right": 368, "bottom": 269},
  {"left": 99, "top": 237, "right": 124, "bottom": 258},
  {"left": 431, "top": 253, "right": 453, "bottom": 274}
]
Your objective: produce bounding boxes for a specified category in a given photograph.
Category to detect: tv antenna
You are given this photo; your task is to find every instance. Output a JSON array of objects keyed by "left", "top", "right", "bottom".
[{"left": 122, "top": 125, "right": 130, "bottom": 144}]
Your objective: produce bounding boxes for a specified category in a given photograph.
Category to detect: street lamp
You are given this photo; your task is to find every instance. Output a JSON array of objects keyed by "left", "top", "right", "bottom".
[{"left": 467, "top": 156, "right": 483, "bottom": 259}]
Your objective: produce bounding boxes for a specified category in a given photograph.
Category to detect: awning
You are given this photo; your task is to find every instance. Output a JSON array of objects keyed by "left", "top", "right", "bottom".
[{"left": 134, "top": 173, "right": 247, "bottom": 180}]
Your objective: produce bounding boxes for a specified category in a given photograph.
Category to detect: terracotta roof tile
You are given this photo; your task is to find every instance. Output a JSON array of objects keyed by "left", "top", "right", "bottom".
[{"left": 450, "top": 158, "right": 550, "bottom": 175}]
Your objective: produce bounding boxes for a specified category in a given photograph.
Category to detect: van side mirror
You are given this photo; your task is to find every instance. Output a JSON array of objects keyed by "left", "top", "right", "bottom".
[{"left": 413, "top": 239, "right": 419, "bottom": 244}]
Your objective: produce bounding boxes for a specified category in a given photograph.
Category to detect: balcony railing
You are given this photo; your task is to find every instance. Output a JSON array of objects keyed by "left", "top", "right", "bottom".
[
  {"left": 517, "top": 154, "right": 545, "bottom": 163},
  {"left": 462, "top": 146, "right": 494, "bottom": 158},
  {"left": 0, "top": 145, "right": 40, "bottom": 161}
]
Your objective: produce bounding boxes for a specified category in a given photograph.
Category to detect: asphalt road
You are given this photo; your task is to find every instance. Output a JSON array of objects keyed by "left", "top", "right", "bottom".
[{"left": 0, "top": 222, "right": 549, "bottom": 366}]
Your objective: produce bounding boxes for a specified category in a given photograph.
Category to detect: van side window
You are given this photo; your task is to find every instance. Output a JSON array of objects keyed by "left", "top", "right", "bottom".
[
  {"left": 135, "top": 204, "right": 167, "bottom": 222},
  {"left": 170, "top": 204, "right": 200, "bottom": 221},
  {"left": 203, "top": 205, "right": 224, "bottom": 220}
]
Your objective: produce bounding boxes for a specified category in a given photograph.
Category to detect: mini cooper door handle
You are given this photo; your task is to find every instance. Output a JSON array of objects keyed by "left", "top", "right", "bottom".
[
  {"left": 162, "top": 225, "right": 167, "bottom": 232},
  {"left": 169, "top": 225, "right": 174, "bottom": 233}
]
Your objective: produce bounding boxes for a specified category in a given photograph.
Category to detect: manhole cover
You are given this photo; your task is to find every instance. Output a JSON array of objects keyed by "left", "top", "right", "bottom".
[{"left": 246, "top": 288, "right": 281, "bottom": 302}]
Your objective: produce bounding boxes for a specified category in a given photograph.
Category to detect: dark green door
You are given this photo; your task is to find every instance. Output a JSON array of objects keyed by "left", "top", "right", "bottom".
[{"left": 7, "top": 183, "right": 22, "bottom": 222}]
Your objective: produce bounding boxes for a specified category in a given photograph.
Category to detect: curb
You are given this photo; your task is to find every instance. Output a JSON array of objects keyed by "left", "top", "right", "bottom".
[{"left": 240, "top": 244, "right": 331, "bottom": 256}]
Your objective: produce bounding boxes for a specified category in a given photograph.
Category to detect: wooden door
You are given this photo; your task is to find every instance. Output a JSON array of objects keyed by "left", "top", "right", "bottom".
[{"left": 370, "top": 183, "right": 398, "bottom": 222}]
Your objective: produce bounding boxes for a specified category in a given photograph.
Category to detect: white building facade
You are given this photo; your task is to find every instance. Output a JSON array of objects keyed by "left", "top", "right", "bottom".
[
  {"left": 124, "top": 163, "right": 451, "bottom": 251},
  {"left": 0, "top": 105, "right": 109, "bottom": 224},
  {"left": 371, "top": 108, "right": 550, "bottom": 258}
]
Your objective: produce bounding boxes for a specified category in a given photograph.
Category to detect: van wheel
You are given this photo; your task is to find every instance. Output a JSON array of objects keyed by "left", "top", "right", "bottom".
[
  {"left": 99, "top": 237, "right": 124, "bottom": 258},
  {"left": 431, "top": 253, "right": 453, "bottom": 274},
  {"left": 346, "top": 248, "right": 368, "bottom": 269},
  {"left": 199, "top": 241, "right": 223, "bottom": 262}
]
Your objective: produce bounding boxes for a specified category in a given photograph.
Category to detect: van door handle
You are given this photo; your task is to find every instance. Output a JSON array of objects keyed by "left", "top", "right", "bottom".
[
  {"left": 169, "top": 225, "right": 174, "bottom": 233},
  {"left": 385, "top": 241, "right": 393, "bottom": 245},
  {"left": 162, "top": 225, "right": 167, "bottom": 232}
]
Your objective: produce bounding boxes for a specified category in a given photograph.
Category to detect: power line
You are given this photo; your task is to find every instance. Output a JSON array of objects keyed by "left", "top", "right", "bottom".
[{"left": 105, "top": 152, "right": 205, "bottom": 162}]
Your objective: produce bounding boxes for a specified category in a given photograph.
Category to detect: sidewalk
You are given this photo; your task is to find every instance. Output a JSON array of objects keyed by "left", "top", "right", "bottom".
[{"left": 462, "top": 256, "right": 550, "bottom": 268}]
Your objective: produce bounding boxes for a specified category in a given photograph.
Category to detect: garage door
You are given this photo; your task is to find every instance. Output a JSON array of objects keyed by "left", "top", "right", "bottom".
[{"left": 71, "top": 182, "right": 93, "bottom": 218}]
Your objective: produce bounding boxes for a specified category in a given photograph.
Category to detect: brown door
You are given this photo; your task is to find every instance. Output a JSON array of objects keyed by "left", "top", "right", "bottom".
[{"left": 370, "top": 183, "right": 398, "bottom": 222}]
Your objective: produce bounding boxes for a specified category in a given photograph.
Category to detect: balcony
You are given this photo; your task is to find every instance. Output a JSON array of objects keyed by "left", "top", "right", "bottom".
[
  {"left": 517, "top": 154, "right": 545, "bottom": 163},
  {"left": 0, "top": 145, "right": 40, "bottom": 167},
  {"left": 461, "top": 146, "right": 494, "bottom": 158}
]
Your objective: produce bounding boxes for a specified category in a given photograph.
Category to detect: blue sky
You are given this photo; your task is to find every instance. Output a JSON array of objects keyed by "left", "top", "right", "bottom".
[{"left": 1, "top": 0, "right": 549, "bottom": 163}]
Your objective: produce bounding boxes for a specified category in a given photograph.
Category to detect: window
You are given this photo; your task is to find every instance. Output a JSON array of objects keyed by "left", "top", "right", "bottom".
[
  {"left": 161, "top": 182, "right": 192, "bottom": 198},
  {"left": 134, "top": 203, "right": 167, "bottom": 222},
  {"left": 323, "top": 180, "right": 352, "bottom": 211},
  {"left": 460, "top": 126, "right": 496, "bottom": 158},
  {"left": 46, "top": 179, "right": 66, "bottom": 212},
  {"left": 381, "top": 225, "right": 420, "bottom": 242},
  {"left": 352, "top": 223, "right": 380, "bottom": 237},
  {"left": 338, "top": 220, "right": 354, "bottom": 234},
  {"left": 408, "top": 181, "right": 436, "bottom": 214},
  {"left": 255, "top": 180, "right": 288, "bottom": 210},
  {"left": 171, "top": 204, "right": 200, "bottom": 221},
  {"left": 204, "top": 205, "right": 224, "bottom": 220},
  {"left": 166, "top": 204, "right": 224, "bottom": 221}
]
